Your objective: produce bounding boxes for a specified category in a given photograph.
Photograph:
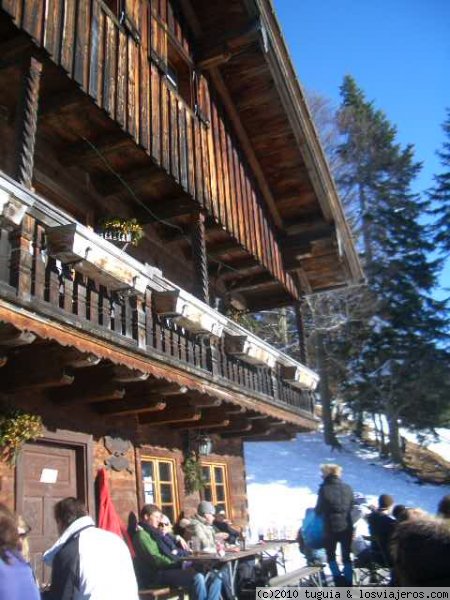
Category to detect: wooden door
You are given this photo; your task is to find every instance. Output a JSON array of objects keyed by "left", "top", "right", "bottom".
[{"left": 17, "top": 442, "right": 78, "bottom": 584}]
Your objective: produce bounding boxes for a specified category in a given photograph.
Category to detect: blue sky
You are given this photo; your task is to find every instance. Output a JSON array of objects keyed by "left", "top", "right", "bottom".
[{"left": 273, "top": 0, "right": 450, "bottom": 295}]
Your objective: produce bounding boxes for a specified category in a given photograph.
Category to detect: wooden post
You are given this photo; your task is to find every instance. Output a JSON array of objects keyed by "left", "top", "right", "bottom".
[
  {"left": 191, "top": 211, "right": 209, "bottom": 305},
  {"left": 294, "top": 299, "right": 308, "bottom": 365},
  {"left": 131, "top": 295, "right": 147, "bottom": 349},
  {"left": 9, "top": 214, "right": 34, "bottom": 299},
  {"left": 13, "top": 54, "right": 43, "bottom": 188}
]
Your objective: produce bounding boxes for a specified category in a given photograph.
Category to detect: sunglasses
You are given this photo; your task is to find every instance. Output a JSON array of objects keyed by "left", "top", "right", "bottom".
[
  {"left": 159, "top": 522, "right": 170, "bottom": 528},
  {"left": 18, "top": 526, "right": 32, "bottom": 539}
]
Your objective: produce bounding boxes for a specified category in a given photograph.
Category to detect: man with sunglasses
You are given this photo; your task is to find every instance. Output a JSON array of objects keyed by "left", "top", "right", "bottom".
[{"left": 133, "top": 504, "right": 221, "bottom": 600}]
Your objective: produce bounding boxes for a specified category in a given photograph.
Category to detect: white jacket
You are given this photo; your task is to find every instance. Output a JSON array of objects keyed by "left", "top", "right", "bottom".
[{"left": 44, "top": 516, "right": 139, "bottom": 600}]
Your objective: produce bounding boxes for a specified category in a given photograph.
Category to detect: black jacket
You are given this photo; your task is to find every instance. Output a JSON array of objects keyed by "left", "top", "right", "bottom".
[
  {"left": 42, "top": 527, "right": 88, "bottom": 600},
  {"left": 368, "top": 510, "right": 396, "bottom": 564},
  {"left": 315, "top": 475, "right": 354, "bottom": 534}
]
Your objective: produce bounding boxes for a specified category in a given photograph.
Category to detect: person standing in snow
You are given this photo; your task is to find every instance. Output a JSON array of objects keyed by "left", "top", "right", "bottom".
[
  {"left": 42, "top": 497, "right": 139, "bottom": 600},
  {"left": 315, "top": 463, "right": 354, "bottom": 586}
]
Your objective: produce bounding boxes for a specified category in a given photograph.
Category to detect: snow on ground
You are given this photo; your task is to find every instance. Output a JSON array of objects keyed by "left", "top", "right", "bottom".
[
  {"left": 401, "top": 427, "right": 450, "bottom": 462},
  {"left": 349, "top": 413, "right": 450, "bottom": 463},
  {"left": 244, "top": 430, "right": 450, "bottom": 545}
]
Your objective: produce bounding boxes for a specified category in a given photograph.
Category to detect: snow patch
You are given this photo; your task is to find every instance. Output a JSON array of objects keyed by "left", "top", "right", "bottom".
[{"left": 244, "top": 431, "right": 450, "bottom": 545}]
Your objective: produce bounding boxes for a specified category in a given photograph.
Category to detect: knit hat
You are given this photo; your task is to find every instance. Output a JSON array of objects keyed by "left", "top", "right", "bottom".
[{"left": 198, "top": 501, "right": 215, "bottom": 516}]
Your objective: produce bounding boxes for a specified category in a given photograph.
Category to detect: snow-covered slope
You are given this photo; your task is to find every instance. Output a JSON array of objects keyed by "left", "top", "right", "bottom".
[{"left": 244, "top": 431, "right": 450, "bottom": 542}]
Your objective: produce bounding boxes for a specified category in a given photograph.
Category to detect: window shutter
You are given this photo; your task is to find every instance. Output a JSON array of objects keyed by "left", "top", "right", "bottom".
[
  {"left": 149, "top": 2, "right": 168, "bottom": 72},
  {"left": 120, "top": 0, "right": 141, "bottom": 43},
  {"left": 195, "top": 72, "right": 211, "bottom": 125}
]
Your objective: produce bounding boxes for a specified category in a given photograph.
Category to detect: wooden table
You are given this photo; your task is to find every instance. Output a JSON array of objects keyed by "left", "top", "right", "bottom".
[{"left": 179, "top": 541, "right": 296, "bottom": 598}]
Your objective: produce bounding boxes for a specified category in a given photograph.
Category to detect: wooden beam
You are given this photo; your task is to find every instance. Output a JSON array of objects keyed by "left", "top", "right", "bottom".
[
  {"left": 38, "top": 89, "right": 90, "bottom": 117},
  {"left": 0, "top": 343, "right": 99, "bottom": 390},
  {"left": 140, "top": 200, "right": 194, "bottom": 224},
  {"left": 59, "top": 348, "right": 101, "bottom": 369},
  {"left": 139, "top": 406, "right": 201, "bottom": 426},
  {"left": 229, "top": 273, "right": 273, "bottom": 294},
  {"left": 170, "top": 408, "right": 230, "bottom": 430},
  {"left": 112, "top": 365, "right": 149, "bottom": 383},
  {"left": 281, "top": 225, "right": 335, "bottom": 250},
  {"left": 90, "top": 165, "right": 166, "bottom": 196},
  {"left": 13, "top": 53, "right": 43, "bottom": 188},
  {"left": 188, "top": 396, "right": 222, "bottom": 408},
  {"left": 124, "top": 381, "right": 189, "bottom": 398},
  {"left": 191, "top": 211, "right": 210, "bottom": 304},
  {"left": 0, "top": 36, "right": 33, "bottom": 69},
  {"left": 225, "top": 404, "right": 246, "bottom": 415},
  {"left": 221, "top": 418, "right": 253, "bottom": 434},
  {"left": 54, "top": 384, "right": 125, "bottom": 406},
  {"left": 246, "top": 413, "right": 268, "bottom": 421},
  {"left": 96, "top": 398, "right": 166, "bottom": 417},
  {"left": 206, "top": 240, "right": 241, "bottom": 259},
  {"left": 197, "top": 19, "right": 261, "bottom": 69},
  {"left": 284, "top": 218, "right": 332, "bottom": 236},
  {"left": 59, "top": 134, "right": 131, "bottom": 167},
  {"left": 3, "top": 368, "right": 74, "bottom": 391},
  {"left": 215, "top": 263, "right": 262, "bottom": 282},
  {"left": 0, "top": 323, "right": 36, "bottom": 347}
]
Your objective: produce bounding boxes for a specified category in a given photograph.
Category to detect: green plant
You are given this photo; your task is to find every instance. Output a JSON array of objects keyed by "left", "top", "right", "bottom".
[
  {"left": 0, "top": 408, "right": 43, "bottom": 465},
  {"left": 182, "top": 451, "right": 205, "bottom": 494},
  {"left": 99, "top": 217, "right": 144, "bottom": 246}
]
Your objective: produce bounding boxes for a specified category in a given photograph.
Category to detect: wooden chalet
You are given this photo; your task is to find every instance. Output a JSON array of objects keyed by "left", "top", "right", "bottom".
[{"left": 0, "top": 0, "right": 362, "bottom": 580}]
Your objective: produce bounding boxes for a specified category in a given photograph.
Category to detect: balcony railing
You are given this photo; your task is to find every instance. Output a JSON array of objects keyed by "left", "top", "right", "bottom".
[
  {"left": 0, "top": 174, "right": 317, "bottom": 418},
  {"left": 0, "top": 0, "right": 297, "bottom": 298}
]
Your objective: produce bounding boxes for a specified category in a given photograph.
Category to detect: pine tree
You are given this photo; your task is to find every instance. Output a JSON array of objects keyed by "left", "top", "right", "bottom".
[
  {"left": 336, "top": 77, "right": 450, "bottom": 461},
  {"left": 430, "top": 109, "right": 450, "bottom": 254}
]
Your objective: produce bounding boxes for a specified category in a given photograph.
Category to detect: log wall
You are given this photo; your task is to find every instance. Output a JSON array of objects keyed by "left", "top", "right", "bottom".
[{"left": 0, "top": 0, "right": 297, "bottom": 298}]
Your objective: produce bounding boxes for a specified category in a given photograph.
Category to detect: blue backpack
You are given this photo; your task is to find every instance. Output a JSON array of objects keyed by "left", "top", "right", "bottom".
[{"left": 302, "top": 508, "right": 325, "bottom": 549}]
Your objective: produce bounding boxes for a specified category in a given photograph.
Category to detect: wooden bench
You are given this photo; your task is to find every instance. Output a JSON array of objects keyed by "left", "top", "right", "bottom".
[
  {"left": 269, "top": 566, "right": 324, "bottom": 588},
  {"left": 139, "top": 587, "right": 185, "bottom": 600}
]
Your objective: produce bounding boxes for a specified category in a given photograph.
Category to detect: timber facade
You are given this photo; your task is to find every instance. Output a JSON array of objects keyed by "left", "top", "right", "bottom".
[{"left": 0, "top": 0, "right": 362, "bottom": 582}]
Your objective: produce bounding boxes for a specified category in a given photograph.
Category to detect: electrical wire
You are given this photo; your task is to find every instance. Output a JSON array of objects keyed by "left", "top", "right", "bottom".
[{"left": 81, "top": 135, "right": 258, "bottom": 279}]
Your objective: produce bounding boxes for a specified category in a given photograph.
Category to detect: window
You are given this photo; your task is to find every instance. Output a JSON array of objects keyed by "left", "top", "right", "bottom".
[
  {"left": 166, "top": 41, "right": 193, "bottom": 108},
  {"left": 102, "top": 0, "right": 121, "bottom": 18},
  {"left": 200, "top": 462, "right": 230, "bottom": 515},
  {"left": 141, "top": 457, "right": 179, "bottom": 523}
]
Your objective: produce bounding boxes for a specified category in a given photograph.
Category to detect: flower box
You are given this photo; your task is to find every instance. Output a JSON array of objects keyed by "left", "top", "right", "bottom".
[
  {"left": 224, "top": 333, "right": 278, "bottom": 368},
  {"left": 280, "top": 364, "right": 319, "bottom": 391},
  {"left": 99, "top": 231, "right": 133, "bottom": 244},
  {"left": 0, "top": 186, "right": 34, "bottom": 229},
  {"left": 46, "top": 223, "right": 150, "bottom": 294},
  {"left": 152, "top": 289, "right": 226, "bottom": 337}
]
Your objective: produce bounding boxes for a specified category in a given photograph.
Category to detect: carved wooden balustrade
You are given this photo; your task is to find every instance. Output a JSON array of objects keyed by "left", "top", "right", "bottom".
[
  {"left": 0, "top": 202, "right": 314, "bottom": 417},
  {"left": 0, "top": 0, "right": 297, "bottom": 299}
]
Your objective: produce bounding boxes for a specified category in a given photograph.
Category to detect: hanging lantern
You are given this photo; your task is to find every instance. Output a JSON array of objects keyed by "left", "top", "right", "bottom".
[{"left": 197, "top": 434, "right": 212, "bottom": 457}]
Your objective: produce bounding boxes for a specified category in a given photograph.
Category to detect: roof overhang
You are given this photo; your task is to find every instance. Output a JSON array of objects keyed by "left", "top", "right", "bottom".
[{"left": 189, "top": 0, "right": 364, "bottom": 293}]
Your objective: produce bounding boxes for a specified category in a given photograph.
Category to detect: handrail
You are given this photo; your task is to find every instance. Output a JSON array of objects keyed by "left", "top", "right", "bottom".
[{"left": 0, "top": 171, "right": 317, "bottom": 414}]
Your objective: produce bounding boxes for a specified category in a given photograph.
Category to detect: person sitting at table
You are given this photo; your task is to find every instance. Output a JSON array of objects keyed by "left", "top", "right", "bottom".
[
  {"left": 133, "top": 504, "right": 221, "bottom": 600},
  {"left": 189, "top": 502, "right": 233, "bottom": 600},
  {"left": 213, "top": 509, "right": 240, "bottom": 546},
  {"left": 158, "top": 515, "right": 190, "bottom": 558},
  {"left": 189, "top": 502, "right": 218, "bottom": 552}
]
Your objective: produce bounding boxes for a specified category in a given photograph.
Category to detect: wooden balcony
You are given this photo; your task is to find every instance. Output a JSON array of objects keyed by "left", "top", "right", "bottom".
[
  {"left": 0, "top": 0, "right": 362, "bottom": 314},
  {"left": 0, "top": 173, "right": 317, "bottom": 432}
]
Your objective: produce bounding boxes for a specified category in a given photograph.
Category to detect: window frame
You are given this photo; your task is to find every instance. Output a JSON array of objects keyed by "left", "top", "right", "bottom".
[
  {"left": 140, "top": 455, "right": 180, "bottom": 522},
  {"left": 199, "top": 460, "right": 231, "bottom": 516}
]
